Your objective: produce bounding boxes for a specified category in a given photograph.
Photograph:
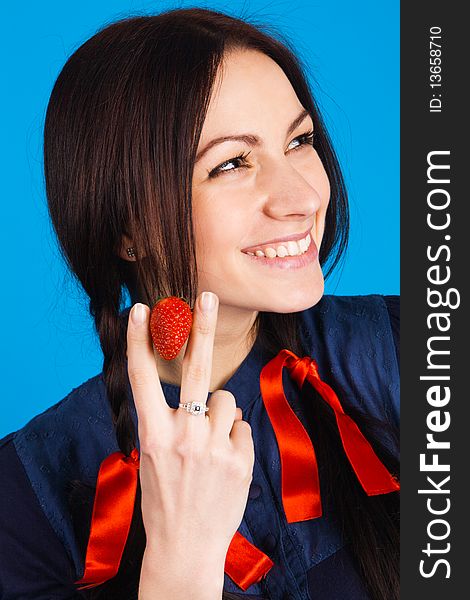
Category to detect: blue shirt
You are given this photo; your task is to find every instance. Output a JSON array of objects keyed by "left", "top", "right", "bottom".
[{"left": 0, "top": 295, "right": 399, "bottom": 600}]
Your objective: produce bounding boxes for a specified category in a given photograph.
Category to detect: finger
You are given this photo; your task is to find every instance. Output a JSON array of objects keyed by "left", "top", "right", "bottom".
[
  {"left": 179, "top": 292, "right": 219, "bottom": 417},
  {"left": 206, "top": 390, "right": 237, "bottom": 442},
  {"left": 234, "top": 407, "right": 243, "bottom": 421},
  {"left": 230, "top": 419, "right": 255, "bottom": 468},
  {"left": 127, "top": 303, "right": 171, "bottom": 440}
]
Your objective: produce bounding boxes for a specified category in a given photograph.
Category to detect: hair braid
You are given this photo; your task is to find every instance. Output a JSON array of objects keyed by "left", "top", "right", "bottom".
[{"left": 93, "top": 301, "right": 136, "bottom": 458}]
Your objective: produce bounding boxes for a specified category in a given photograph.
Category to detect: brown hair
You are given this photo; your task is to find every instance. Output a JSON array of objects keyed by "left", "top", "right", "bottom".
[{"left": 45, "top": 7, "right": 398, "bottom": 599}]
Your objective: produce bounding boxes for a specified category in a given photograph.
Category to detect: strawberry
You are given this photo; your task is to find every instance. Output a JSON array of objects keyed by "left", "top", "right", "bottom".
[{"left": 149, "top": 296, "right": 193, "bottom": 360}]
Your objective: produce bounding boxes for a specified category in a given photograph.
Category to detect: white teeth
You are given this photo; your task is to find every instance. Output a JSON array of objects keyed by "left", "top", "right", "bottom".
[
  {"left": 265, "top": 247, "right": 277, "bottom": 258},
  {"left": 286, "top": 241, "right": 300, "bottom": 256},
  {"left": 251, "top": 243, "right": 303, "bottom": 258},
  {"left": 245, "top": 229, "right": 313, "bottom": 258}
]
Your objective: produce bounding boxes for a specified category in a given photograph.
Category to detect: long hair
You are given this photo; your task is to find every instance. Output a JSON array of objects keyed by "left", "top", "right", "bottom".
[{"left": 44, "top": 7, "right": 398, "bottom": 599}]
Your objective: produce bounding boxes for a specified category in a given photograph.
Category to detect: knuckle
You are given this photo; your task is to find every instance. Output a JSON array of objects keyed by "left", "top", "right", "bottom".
[
  {"left": 138, "top": 437, "right": 158, "bottom": 456},
  {"left": 234, "top": 419, "right": 252, "bottom": 435},
  {"left": 194, "top": 319, "right": 212, "bottom": 336},
  {"left": 177, "top": 442, "right": 204, "bottom": 464},
  {"left": 127, "top": 328, "right": 147, "bottom": 345},
  {"left": 173, "top": 433, "right": 204, "bottom": 463},
  {"left": 228, "top": 456, "right": 251, "bottom": 480},
  {"left": 210, "top": 389, "right": 236, "bottom": 405},
  {"left": 208, "top": 446, "right": 245, "bottom": 477},
  {"left": 128, "top": 365, "right": 153, "bottom": 388},
  {"left": 127, "top": 330, "right": 139, "bottom": 344},
  {"left": 186, "top": 363, "right": 207, "bottom": 383},
  {"left": 208, "top": 445, "right": 226, "bottom": 465},
  {"left": 239, "top": 419, "right": 252, "bottom": 432},
  {"left": 138, "top": 435, "right": 168, "bottom": 457}
]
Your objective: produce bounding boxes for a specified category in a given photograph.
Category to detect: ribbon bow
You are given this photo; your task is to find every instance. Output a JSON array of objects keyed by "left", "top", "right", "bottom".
[
  {"left": 259, "top": 349, "right": 400, "bottom": 523},
  {"left": 75, "top": 349, "right": 399, "bottom": 592}
]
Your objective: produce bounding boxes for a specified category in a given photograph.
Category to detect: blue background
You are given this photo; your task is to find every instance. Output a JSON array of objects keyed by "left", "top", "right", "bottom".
[{"left": 0, "top": 0, "right": 399, "bottom": 436}]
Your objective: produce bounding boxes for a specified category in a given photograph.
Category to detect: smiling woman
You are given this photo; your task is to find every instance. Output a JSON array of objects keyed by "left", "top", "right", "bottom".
[{"left": 0, "top": 6, "right": 399, "bottom": 600}]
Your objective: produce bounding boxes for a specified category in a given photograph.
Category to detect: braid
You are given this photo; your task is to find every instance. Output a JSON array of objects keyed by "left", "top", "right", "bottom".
[{"left": 93, "top": 300, "right": 136, "bottom": 457}]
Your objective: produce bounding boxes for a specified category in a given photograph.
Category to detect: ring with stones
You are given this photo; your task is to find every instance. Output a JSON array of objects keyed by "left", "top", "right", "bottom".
[{"left": 178, "top": 401, "right": 209, "bottom": 416}]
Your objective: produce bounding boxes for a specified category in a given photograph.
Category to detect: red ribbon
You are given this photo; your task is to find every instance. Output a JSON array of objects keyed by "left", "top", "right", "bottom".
[
  {"left": 75, "top": 448, "right": 140, "bottom": 590},
  {"left": 259, "top": 349, "right": 400, "bottom": 523},
  {"left": 74, "top": 447, "right": 272, "bottom": 592},
  {"left": 224, "top": 531, "right": 274, "bottom": 591},
  {"left": 74, "top": 349, "right": 399, "bottom": 592}
]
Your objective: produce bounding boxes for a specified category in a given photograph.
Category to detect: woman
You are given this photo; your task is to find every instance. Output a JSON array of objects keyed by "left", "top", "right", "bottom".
[{"left": 0, "top": 7, "right": 400, "bottom": 600}]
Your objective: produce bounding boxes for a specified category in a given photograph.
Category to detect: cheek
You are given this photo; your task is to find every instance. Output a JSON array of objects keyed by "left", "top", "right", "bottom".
[
  {"left": 320, "top": 178, "right": 331, "bottom": 219},
  {"left": 310, "top": 155, "right": 330, "bottom": 216},
  {"left": 192, "top": 197, "right": 242, "bottom": 262},
  {"left": 315, "top": 158, "right": 331, "bottom": 209},
  {"left": 306, "top": 158, "right": 330, "bottom": 247},
  {"left": 193, "top": 215, "right": 220, "bottom": 258},
  {"left": 300, "top": 151, "right": 331, "bottom": 208}
]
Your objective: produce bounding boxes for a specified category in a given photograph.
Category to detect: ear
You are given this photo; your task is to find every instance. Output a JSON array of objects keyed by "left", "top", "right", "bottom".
[{"left": 118, "top": 233, "right": 137, "bottom": 261}]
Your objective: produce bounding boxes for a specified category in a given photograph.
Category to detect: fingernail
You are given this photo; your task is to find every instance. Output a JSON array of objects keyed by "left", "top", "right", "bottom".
[
  {"left": 200, "top": 291, "right": 216, "bottom": 313},
  {"left": 131, "top": 303, "right": 146, "bottom": 325}
]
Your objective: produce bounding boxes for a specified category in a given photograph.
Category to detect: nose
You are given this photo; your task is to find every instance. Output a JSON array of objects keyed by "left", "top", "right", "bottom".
[{"left": 260, "top": 160, "right": 322, "bottom": 220}]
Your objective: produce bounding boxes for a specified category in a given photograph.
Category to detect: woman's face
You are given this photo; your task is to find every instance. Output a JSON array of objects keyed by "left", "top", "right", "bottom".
[{"left": 192, "top": 48, "right": 330, "bottom": 314}]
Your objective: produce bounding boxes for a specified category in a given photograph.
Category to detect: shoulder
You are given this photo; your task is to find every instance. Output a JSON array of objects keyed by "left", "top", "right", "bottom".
[
  {"left": 299, "top": 294, "right": 399, "bottom": 358},
  {"left": 298, "top": 294, "right": 400, "bottom": 430},
  {"left": 1, "top": 372, "right": 124, "bottom": 587},
  {"left": 12, "top": 372, "right": 117, "bottom": 468},
  {"left": 11, "top": 372, "right": 118, "bottom": 490},
  {"left": 0, "top": 435, "right": 81, "bottom": 598},
  {"left": 299, "top": 293, "right": 398, "bottom": 335}
]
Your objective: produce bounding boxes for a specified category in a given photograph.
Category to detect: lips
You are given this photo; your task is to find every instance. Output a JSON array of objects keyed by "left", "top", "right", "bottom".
[
  {"left": 241, "top": 226, "right": 313, "bottom": 254},
  {"left": 242, "top": 233, "right": 318, "bottom": 270}
]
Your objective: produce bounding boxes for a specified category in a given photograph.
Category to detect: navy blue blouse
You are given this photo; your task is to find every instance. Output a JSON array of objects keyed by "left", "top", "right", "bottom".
[{"left": 0, "top": 295, "right": 399, "bottom": 600}]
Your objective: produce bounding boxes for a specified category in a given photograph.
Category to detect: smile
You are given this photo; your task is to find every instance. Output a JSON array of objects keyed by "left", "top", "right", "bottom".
[
  {"left": 241, "top": 226, "right": 318, "bottom": 271},
  {"left": 241, "top": 226, "right": 314, "bottom": 258}
]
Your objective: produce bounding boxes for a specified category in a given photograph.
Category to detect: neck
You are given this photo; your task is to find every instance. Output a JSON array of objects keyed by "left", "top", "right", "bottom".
[{"left": 153, "top": 303, "right": 260, "bottom": 392}]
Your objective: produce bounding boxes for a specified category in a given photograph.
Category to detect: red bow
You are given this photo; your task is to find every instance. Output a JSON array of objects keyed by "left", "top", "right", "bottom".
[
  {"left": 75, "top": 350, "right": 399, "bottom": 592},
  {"left": 259, "top": 349, "right": 400, "bottom": 523}
]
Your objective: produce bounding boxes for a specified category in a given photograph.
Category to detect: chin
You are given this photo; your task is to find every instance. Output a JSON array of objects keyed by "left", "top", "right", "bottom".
[{"left": 260, "top": 277, "right": 325, "bottom": 314}]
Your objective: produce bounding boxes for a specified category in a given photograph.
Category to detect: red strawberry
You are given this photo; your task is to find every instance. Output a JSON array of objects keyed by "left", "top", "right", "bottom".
[{"left": 149, "top": 296, "right": 193, "bottom": 360}]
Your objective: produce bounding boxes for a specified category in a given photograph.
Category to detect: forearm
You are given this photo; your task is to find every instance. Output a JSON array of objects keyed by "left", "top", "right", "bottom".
[{"left": 138, "top": 545, "right": 225, "bottom": 600}]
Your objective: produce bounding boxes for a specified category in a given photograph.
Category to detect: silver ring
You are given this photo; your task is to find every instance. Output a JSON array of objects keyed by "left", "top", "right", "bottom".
[{"left": 178, "top": 401, "right": 209, "bottom": 416}]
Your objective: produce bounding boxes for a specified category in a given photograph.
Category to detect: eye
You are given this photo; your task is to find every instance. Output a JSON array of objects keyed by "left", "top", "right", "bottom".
[
  {"left": 208, "top": 151, "right": 252, "bottom": 178},
  {"left": 287, "top": 130, "right": 315, "bottom": 152},
  {"left": 207, "top": 130, "right": 316, "bottom": 179}
]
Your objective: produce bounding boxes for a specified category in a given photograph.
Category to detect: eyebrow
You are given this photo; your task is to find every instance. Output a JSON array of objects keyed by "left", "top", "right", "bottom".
[{"left": 195, "top": 107, "right": 311, "bottom": 163}]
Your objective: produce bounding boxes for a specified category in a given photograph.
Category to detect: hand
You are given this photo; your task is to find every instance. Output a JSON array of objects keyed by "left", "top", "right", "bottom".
[{"left": 126, "top": 292, "right": 255, "bottom": 598}]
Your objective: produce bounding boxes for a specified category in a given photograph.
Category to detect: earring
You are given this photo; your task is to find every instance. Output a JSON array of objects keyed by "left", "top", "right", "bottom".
[{"left": 126, "top": 247, "right": 136, "bottom": 258}]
